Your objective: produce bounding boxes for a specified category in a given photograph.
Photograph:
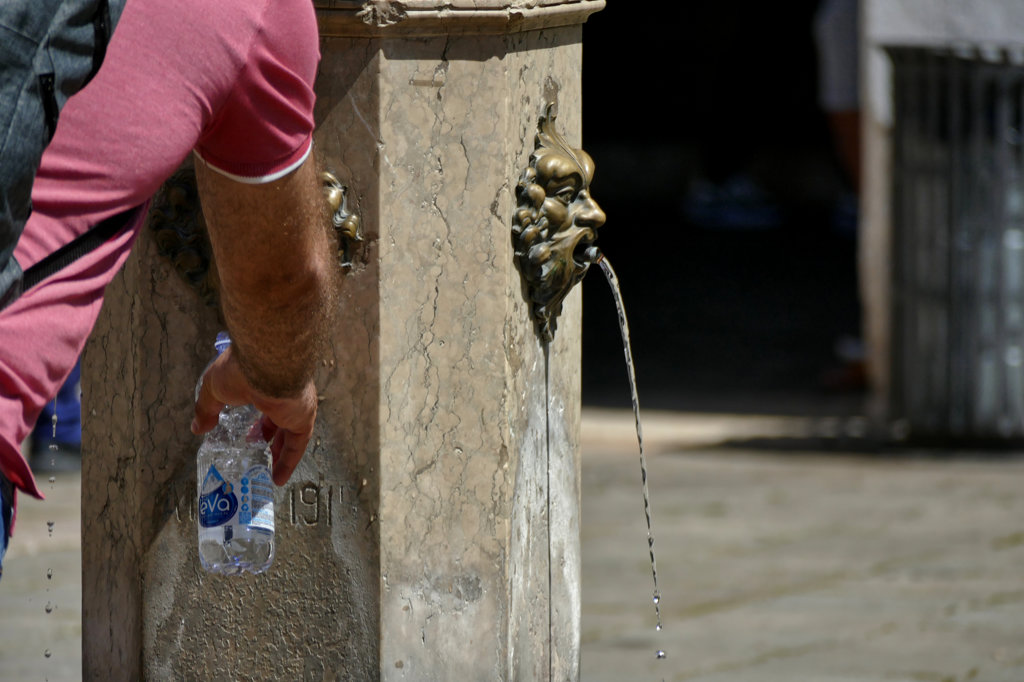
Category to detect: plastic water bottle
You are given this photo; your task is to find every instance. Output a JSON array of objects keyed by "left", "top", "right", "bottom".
[{"left": 196, "top": 332, "right": 275, "bottom": 575}]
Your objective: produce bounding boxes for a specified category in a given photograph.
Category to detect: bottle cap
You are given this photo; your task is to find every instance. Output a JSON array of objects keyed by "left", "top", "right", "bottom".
[{"left": 214, "top": 331, "right": 232, "bottom": 355}]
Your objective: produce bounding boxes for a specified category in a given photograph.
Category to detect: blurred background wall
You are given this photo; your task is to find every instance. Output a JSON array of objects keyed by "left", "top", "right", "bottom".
[{"left": 579, "top": 1, "right": 864, "bottom": 416}]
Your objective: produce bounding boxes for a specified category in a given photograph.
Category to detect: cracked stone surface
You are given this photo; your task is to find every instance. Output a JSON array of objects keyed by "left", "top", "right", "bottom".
[
  {"left": 81, "top": 224, "right": 380, "bottom": 681},
  {"left": 359, "top": 28, "right": 585, "bottom": 681}
]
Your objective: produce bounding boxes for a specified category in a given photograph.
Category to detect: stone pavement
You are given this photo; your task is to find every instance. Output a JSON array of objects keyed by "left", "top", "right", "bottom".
[
  {"left": 3, "top": 408, "right": 1024, "bottom": 681},
  {"left": 580, "top": 408, "right": 1024, "bottom": 682},
  {"left": 0, "top": 470, "right": 82, "bottom": 681}
]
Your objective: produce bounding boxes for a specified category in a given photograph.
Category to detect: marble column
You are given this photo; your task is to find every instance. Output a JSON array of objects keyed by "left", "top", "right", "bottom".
[{"left": 81, "top": 0, "right": 603, "bottom": 679}]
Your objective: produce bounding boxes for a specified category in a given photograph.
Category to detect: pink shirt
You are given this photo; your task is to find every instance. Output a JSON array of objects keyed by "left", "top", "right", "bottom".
[{"left": 0, "top": 0, "right": 319, "bottom": 501}]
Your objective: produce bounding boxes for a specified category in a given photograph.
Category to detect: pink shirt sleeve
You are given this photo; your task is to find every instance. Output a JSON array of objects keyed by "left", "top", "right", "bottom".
[{"left": 194, "top": 0, "right": 320, "bottom": 182}]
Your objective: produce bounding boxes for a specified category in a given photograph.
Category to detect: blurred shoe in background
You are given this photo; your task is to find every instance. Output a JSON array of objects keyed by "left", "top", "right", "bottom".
[{"left": 682, "top": 174, "right": 785, "bottom": 230}]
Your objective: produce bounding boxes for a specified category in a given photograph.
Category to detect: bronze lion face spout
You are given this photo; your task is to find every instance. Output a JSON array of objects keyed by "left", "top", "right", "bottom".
[{"left": 513, "top": 105, "right": 606, "bottom": 341}]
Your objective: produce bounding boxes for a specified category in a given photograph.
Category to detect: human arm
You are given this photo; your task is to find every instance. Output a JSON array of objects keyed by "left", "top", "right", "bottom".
[{"left": 190, "top": 153, "right": 338, "bottom": 485}]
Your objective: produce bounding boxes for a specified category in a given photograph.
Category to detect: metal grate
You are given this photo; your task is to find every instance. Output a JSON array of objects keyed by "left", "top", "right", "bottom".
[{"left": 889, "top": 46, "right": 1024, "bottom": 439}]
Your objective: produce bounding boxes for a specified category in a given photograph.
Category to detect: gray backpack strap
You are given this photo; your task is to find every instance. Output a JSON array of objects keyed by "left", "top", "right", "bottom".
[
  {"left": 0, "top": 0, "right": 127, "bottom": 308},
  {"left": 0, "top": 205, "right": 143, "bottom": 311}
]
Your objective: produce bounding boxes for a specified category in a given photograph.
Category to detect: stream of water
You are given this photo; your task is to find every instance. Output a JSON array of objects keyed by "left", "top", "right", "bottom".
[
  {"left": 595, "top": 256, "right": 666, "bottom": 664},
  {"left": 46, "top": 399, "right": 58, "bottom": 672}
]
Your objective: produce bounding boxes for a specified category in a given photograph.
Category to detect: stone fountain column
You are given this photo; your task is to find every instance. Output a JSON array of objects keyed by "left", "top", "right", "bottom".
[{"left": 81, "top": 1, "right": 603, "bottom": 679}]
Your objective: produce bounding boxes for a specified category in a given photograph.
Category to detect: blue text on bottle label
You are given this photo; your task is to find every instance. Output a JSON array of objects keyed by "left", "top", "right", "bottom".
[{"left": 199, "top": 464, "right": 239, "bottom": 528}]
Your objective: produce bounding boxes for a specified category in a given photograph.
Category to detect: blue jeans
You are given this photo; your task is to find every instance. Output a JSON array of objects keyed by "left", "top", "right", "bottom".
[
  {"left": 0, "top": 472, "right": 12, "bottom": 582},
  {"left": 0, "top": 0, "right": 126, "bottom": 308}
]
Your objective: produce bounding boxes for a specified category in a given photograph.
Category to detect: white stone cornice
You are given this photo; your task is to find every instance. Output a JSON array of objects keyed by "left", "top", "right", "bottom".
[{"left": 315, "top": 0, "right": 605, "bottom": 37}]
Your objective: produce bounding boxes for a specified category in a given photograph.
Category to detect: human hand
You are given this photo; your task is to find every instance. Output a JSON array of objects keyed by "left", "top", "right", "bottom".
[{"left": 191, "top": 347, "right": 318, "bottom": 485}]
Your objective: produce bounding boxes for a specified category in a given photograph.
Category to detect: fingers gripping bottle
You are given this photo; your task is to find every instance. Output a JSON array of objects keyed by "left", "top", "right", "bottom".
[{"left": 196, "top": 332, "right": 275, "bottom": 575}]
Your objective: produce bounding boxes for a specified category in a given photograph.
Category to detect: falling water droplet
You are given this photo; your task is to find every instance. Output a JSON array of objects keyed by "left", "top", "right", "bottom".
[
  {"left": 44, "top": 649, "right": 52, "bottom": 658},
  {"left": 656, "top": 624, "right": 662, "bottom": 632},
  {"left": 656, "top": 650, "right": 666, "bottom": 660},
  {"left": 48, "top": 476, "right": 55, "bottom": 484},
  {"left": 46, "top": 568, "right": 53, "bottom": 580},
  {"left": 48, "top": 402, "right": 59, "bottom": 475},
  {"left": 653, "top": 593, "right": 660, "bottom": 605},
  {"left": 44, "top": 602, "right": 53, "bottom": 614},
  {"left": 46, "top": 521, "right": 54, "bottom": 536}
]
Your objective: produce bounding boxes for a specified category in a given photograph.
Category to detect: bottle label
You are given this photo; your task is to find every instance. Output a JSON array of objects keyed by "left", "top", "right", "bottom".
[
  {"left": 199, "top": 464, "right": 239, "bottom": 528},
  {"left": 238, "top": 464, "right": 274, "bottom": 531}
]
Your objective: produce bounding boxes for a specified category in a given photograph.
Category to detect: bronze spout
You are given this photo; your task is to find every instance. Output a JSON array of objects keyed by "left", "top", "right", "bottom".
[{"left": 512, "top": 103, "right": 605, "bottom": 341}]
